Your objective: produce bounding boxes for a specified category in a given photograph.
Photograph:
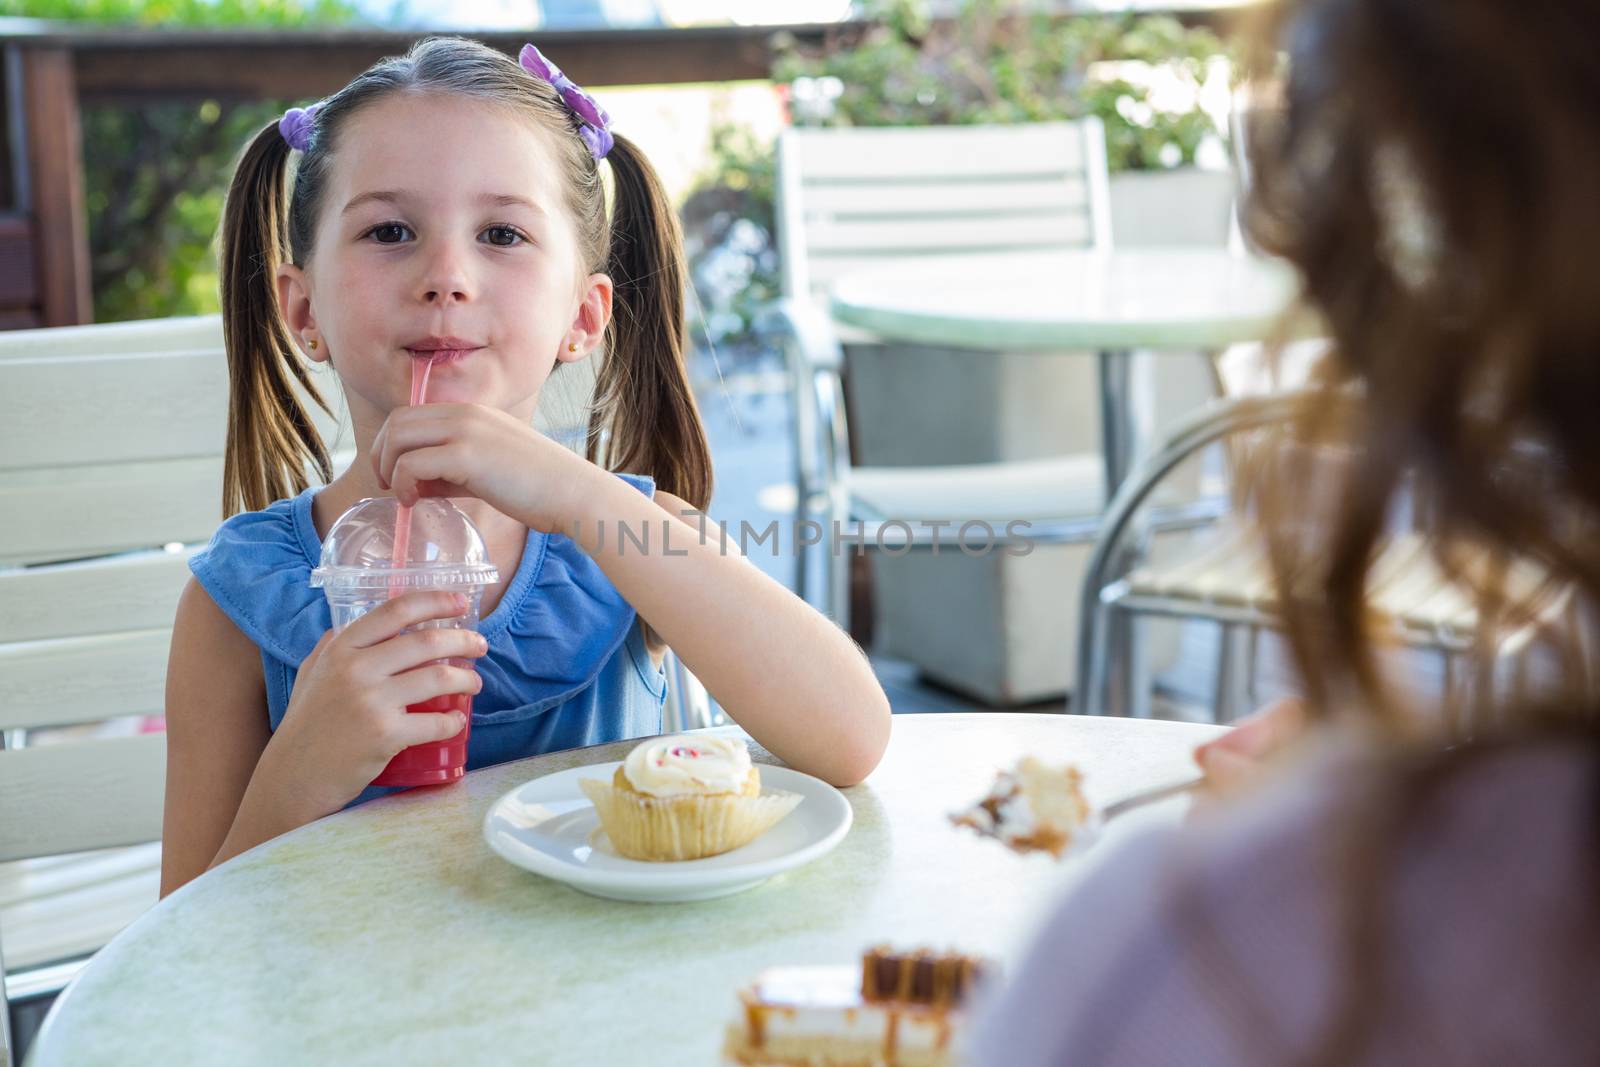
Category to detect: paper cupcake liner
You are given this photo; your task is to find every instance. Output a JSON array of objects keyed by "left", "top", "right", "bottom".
[{"left": 579, "top": 778, "right": 803, "bottom": 862}]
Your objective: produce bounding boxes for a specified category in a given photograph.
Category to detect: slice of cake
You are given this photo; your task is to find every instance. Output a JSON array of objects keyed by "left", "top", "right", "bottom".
[
  {"left": 949, "top": 757, "right": 1090, "bottom": 858},
  {"left": 724, "top": 946, "right": 990, "bottom": 1067}
]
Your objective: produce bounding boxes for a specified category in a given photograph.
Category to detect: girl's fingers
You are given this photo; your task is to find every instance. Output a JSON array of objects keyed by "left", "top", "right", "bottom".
[
  {"left": 388, "top": 660, "right": 483, "bottom": 708},
  {"left": 389, "top": 445, "right": 466, "bottom": 506},
  {"left": 1194, "top": 697, "right": 1309, "bottom": 791},
  {"left": 365, "top": 627, "right": 488, "bottom": 677},
  {"left": 342, "top": 591, "right": 469, "bottom": 650},
  {"left": 391, "top": 709, "right": 469, "bottom": 750},
  {"left": 372, "top": 406, "right": 470, "bottom": 490}
]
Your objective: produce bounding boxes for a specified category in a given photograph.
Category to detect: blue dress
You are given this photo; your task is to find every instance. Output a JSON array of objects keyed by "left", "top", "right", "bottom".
[{"left": 188, "top": 473, "right": 667, "bottom": 806}]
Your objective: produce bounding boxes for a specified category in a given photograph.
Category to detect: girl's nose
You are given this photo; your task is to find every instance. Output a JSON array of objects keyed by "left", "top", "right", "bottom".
[{"left": 418, "top": 250, "right": 473, "bottom": 305}]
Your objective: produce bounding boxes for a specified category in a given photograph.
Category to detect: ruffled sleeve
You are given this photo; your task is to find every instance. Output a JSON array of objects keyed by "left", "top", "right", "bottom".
[
  {"left": 187, "top": 487, "right": 329, "bottom": 669},
  {"left": 470, "top": 471, "right": 658, "bottom": 721}
]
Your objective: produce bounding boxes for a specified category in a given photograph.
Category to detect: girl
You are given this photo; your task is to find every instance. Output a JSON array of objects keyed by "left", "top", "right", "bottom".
[
  {"left": 973, "top": 0, "right": 1600, "bottom": 1062},
  {"left": 160, "top": 36, "right": 891, "bottom": 897}
]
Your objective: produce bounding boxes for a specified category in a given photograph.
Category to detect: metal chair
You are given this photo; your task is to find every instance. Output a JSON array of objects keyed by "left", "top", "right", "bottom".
[
  {"left": 1074, "top": 393, "right": 1573, "bottom": 719},
  {"left": 661, "top": 650, "right": 720, "bottom": 733}
]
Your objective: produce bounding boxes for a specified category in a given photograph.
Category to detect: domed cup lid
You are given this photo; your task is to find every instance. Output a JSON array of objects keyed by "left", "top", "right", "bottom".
[{"left": 310, "top": 497, "right": 500, "bottom": 592}]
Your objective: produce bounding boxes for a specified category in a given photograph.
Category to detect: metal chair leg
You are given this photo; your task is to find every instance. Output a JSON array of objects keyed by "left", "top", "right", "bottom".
[
  {"left": 1078, "top": 599, "right": 1114, "bottom": 716},
  {"left": 1, "top": 921, "right": 14, "bottom": 1067},
  {"left": 826, "top": 527, "right": 852, "bottom": 636},
  {"left": 1213, "top": 623, "right": 1256, "bottom": 724}
]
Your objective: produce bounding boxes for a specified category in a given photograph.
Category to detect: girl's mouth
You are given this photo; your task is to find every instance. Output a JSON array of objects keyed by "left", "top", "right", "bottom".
[{"left": 405, "top": 346, "right": 481, "bottom": 365}]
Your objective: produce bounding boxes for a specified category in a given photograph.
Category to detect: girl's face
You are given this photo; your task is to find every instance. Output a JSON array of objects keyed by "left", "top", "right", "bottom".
[{"left": 276, "top": 93, "right": 609, "bottom": 439}]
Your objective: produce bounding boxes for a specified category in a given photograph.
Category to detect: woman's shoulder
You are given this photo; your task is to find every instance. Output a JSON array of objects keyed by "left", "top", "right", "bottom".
[{"left": 970, "top": 736, "right": 1600, "bottom": 1066}]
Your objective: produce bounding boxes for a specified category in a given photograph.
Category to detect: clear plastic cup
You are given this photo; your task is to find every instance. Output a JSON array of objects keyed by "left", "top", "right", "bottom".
[{"left": 309, "top": 497, "right": 500, "bottom": 788}]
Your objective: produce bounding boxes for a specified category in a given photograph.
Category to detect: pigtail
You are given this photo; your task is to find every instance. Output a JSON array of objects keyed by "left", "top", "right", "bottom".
[
  {"left": 217, "top": 120, "right": 334, "bottom": 517},
  {"left": 590, "top": 132, "right": 714, "bottom": 512}
]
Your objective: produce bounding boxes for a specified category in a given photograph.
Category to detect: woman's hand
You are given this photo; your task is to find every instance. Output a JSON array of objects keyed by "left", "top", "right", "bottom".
[
  {"left": 370, "top": 403, "right": 599, "bottom": 534},
  {"left": 255, "top": 591, "right": 488, "bottom": 819},
  {"left": 1194, "top": 697, "right": 1307, "bottom": 794}
]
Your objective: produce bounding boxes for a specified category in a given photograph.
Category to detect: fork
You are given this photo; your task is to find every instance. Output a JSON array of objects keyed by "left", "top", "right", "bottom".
[{"left": 1099, "top": 776, "right": 1205, "bottom": 822}]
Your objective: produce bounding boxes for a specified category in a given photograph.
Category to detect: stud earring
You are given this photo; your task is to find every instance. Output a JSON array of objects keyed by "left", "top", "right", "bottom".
[
  {"left": 568, "top": 342, "right": 578, "bottom": 353},
  {"left": 308, "top": 338, "right": 319, "bottom": 351}
]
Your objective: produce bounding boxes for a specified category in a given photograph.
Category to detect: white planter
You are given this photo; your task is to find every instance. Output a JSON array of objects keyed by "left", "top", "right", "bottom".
[{"left": 1109, "top": 166, "right": 1238, "bottom": 248}]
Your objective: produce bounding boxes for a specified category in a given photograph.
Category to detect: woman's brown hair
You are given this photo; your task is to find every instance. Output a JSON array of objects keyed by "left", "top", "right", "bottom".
[
  {"left": 1243, "top": 0, "right": 1600, "bottom": 728},
  {"left": 217, "top": 36, "right": 712, "bottom": 517},
  {"left": 1210, "top": 0, "right": 1600, "bottom": 1059}
]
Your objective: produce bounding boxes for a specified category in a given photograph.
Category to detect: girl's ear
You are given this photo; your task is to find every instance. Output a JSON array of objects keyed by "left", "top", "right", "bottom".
[
  {"left": 275, "top": 263, "right": 326, "bottom": 363},
  {"left": 562, "top": 272, "right": 613, "bottom": 362}
]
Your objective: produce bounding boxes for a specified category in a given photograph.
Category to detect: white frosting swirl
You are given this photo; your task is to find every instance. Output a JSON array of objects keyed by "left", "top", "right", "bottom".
[{"left": 623, "top": 734, "right": 753, "bottom": 796}]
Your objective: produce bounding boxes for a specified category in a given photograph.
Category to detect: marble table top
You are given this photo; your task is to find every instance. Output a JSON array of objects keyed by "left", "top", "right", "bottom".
[
  {"left": 30, "top": 713, "right": 1223, "bottom": 1066},
  {"left": 830, "top": 248, "right": 1304, "bottom": 351}
]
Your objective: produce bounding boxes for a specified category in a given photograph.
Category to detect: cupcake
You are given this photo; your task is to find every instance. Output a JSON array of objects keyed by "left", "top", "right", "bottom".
[{"left": 580, "top": 735, "right": 802, "bottom": 861}]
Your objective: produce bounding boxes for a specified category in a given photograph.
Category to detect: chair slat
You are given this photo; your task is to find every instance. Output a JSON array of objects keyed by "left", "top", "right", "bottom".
[
  {"left": 0, "top": 846, "right": 161, "bottom": 972},
  {"left": 0, "top": 449, "right": 356, "bottom": 565},
  {"left": 788, "top": 123, "right": 1089, "bottom": 179},
  {"left": 0, "top": 351, "right": 229, "bottom": 470},
  {"left": 0, "top": 314, "right": 222, "bottom": 360},
  {"left": 0, "top": 735, "right": 167, "bottom": 862},
  {"left": 804, "top": 212, "right": 1093, "bottom": 255},
  {"left": 0, "top": 630, "right": 172, "bottom": 731},
  {"left": 800, "top": 177, "right": 1090, "bottom": 216},
  {"left": 805, "top": 246, "right": 1089, "bottom": 296},
  {"left": 0, "top": 457, "right": 225, "bottom": 564},
  {"left": 0, "top": 549, "right": 194, "bottom": 643}
]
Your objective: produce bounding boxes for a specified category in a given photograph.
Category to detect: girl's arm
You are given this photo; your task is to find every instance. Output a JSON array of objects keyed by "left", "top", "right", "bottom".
[
  {"left": 160, "top": 578, "right": 273, "bottom": 897},
  {"left": 570, "top": 483, "right": 892, "bottom": 787},
  {"left": 368, "top": 404, "right": 892, "bottom": 786},
  {"left": 162, "top": 583, "right": 482, "bottom": 897}
]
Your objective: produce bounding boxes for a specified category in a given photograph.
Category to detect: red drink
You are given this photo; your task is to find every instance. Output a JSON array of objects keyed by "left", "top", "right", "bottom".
[
  {"left": 372, "top": 657, "right": 474, "bottom": 787},
  {"left": 372, "top": 693, "right": 473, "bottom": 787}
]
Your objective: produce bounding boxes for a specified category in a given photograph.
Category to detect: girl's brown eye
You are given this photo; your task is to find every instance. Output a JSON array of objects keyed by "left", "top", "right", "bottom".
[
  {"left": 484, "top": 226, "right": 523, "bottom": 247},
  {"left": 370, "top": 223, "right": 411, "bottom": 244}
]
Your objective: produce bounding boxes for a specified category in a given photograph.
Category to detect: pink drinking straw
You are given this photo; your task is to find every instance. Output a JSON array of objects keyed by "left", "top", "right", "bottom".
[{"left": 389, "top": 357, "right": 434, "bottom": 595}]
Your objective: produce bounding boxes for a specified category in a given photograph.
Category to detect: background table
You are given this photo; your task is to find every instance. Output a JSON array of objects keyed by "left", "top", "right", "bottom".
[
  {"left": 829, "top": 248, "right": 1300, "bottom": 492},
  {"left": 29, "top": 714, "right": 1223, "bottom": 1066}
]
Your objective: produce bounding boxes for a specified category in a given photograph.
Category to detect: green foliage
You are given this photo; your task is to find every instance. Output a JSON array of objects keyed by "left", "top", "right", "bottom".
[
  {"left": 774, "top": 0, "right": 1231, "bottom": 172},
  {"left": 680, "top": 122, "right": 781, "bottom": 364},
  {"left": 1, "top": 0, "right": 357, "bottom": 26},
  {"left": 7, "top": 0, "right": 360, "bottom": 322}
]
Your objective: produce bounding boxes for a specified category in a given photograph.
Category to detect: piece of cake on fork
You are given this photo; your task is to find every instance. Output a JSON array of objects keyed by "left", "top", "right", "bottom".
[
  {"left": 949, "top": 756, "right": 1090, "bottom": 858},
  {"left": 723, "top": 945, "right": 992, "bottom": 1067}
]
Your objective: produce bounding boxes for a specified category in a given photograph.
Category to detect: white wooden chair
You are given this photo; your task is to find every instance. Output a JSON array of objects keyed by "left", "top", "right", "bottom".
[
  {"left": 0, "top": 314, "right": 671, "bottom": 1061},
  {"left": 762, "top": 120, "right": 1218, "bottom": 701},
  {"left": 0, "top": 314, "right": 356, "bottom": 1064}
]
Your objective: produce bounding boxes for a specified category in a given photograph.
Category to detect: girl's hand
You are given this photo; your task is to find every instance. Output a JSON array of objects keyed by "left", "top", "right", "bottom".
[
  {"left": 1193, "top": 697, "right": 1307, "bottom": 794},
  {"left": 259, "top": 591, "right": 488, "bottom": 818},
  {"left": 370, "top": 403, "right": 597, "bottom": 533}
]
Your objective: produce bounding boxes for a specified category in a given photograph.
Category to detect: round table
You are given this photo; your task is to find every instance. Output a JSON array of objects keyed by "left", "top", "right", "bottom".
[
  {"left": 29, "top": 714, "right": 1222, "bottom": 1066},
  {"left": 829, "top": 248, "right": 1303, "bottom": 493}
]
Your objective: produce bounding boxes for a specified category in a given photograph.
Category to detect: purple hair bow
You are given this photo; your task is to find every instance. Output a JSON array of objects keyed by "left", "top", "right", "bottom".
[
  {"left": 278, "top": 102, "right": 322, "bottom": 152},
  {"left": 518, "top": 44, "right": 614, "bottom": 161}
]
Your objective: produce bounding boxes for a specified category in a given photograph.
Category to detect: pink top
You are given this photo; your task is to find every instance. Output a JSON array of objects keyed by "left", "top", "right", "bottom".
[{"left": 969, "top": 736, "right": 1600, "bottom": 1065}]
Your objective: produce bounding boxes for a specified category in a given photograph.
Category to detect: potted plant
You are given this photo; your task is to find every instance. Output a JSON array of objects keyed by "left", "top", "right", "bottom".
[{"left": 774, "top": 0, "right": 1238, "bottom": 246}]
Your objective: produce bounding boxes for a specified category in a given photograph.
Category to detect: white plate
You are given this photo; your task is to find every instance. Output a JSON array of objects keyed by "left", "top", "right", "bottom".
[{"left": 483, "top": 762, "right": 852, "bottom": 902}]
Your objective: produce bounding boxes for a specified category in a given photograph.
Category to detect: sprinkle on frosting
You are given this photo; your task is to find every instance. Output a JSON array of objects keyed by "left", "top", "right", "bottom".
[{"left": 623, "top": 734, "right": 753, "bottom": 797}]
